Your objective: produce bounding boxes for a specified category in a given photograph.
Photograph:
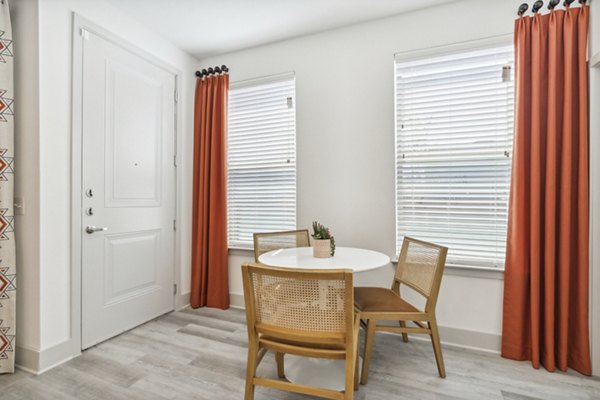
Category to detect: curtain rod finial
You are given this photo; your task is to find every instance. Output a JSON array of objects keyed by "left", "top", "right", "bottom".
[
  {"left": 518, "top": 3, "right": 529, "bottom": 16},
  {"left": 196, "top": 65, "right": 228, "bottom": 77}
]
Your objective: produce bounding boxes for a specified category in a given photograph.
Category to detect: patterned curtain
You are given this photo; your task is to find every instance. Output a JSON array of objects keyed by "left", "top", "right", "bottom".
[{"left": 0, "top": 0, "right": 15, "bottom": 374}]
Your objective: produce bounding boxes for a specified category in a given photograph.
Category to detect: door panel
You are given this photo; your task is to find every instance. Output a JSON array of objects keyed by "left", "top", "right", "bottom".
[
  {"left": 105, "top": 59, "right": 162, "bottom": 207},
  {"left": 81, "top": 31, "right": 175, "bottom": 349},
  {"left": 104, "top": 230, "right": 161, "bottom": 304}
]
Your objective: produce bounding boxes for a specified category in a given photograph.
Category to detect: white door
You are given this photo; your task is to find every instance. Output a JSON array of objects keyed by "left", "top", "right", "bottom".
[{"left": 81, "top": 30, "right": 176, "bottom": 349}]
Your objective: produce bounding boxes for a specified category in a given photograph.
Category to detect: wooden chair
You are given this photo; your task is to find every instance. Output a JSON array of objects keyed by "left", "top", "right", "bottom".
[
  {"left": 355, "top": 237, "right": 448, "bottom": 383},
  {"left": 252, "top": 229, "right": 311, "bottom": 262},
  {"left": 241, "top": 263, "right": 360, "bottom": 400}
]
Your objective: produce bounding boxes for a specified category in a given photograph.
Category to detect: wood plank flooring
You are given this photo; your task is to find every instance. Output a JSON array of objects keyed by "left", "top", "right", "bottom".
[{"left": 1, "top": 307, "right": 599, "bottom": 399}]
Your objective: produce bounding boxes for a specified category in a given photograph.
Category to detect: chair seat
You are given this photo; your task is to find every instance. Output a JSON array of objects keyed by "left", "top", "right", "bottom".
[{"left": 354, "top": 287, "right": 420, "bottom": 313}]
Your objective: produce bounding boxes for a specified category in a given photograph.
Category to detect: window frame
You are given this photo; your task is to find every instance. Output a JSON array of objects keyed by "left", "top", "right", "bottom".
[
  {"left": 227, "top": 72, "right": 298, "bottom": 250},
  {"left": 393, "top": 35, "right": 514, "bottom": 272}
]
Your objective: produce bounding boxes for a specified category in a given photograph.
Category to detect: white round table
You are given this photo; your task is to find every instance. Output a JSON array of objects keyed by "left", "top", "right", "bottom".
[
  {"left": 258, "top": 246, "right": 391, "bottom": 391},
  {"left": 258, "top": 246, "right": 390, "bottom": 272}
]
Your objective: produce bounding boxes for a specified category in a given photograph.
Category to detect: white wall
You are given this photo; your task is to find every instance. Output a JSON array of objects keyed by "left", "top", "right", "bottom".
[
  {"left": 13, "top": 0, "right": 198, "bottom": 371},
  {"left": 11, "top": 0, "right": 41, "bottom": 356},
  {"left": 590, "top": 1, "right": 599, "bottom": 57},
  {"left": 200, "top": 0, "right": 523, "bottom": 350}
]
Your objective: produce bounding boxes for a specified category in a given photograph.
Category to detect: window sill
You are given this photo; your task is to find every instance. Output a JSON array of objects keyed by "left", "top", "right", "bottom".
[
  {"left": 228, "top": 247, "right": 255, "bottom": 257},
  {"left": 391, "top": 258, "right": 504, "bottom": 280},
  {"left": 443, "top": 264, "right": 504, "bottom": 280}
]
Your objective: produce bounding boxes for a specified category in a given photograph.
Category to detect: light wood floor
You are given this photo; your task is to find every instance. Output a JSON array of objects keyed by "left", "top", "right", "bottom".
[{"left": 1, "top": 307, "right": 599, "bottom": 399}]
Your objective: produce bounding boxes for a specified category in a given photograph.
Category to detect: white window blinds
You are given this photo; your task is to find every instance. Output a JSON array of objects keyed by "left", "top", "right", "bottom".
[
  {"left": 395, "top": 44, "right": 514, "bottom": 269},
  {"left": 227, "top": 74, "right": 297, "bottom": 249}
]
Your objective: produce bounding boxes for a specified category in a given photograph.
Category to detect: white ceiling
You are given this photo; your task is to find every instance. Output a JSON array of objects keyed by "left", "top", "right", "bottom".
[{"left": 106, "top": 0, "right": 456, "bottom": 60}]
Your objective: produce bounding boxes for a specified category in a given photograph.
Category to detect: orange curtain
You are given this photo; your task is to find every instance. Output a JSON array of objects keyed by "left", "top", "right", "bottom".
[
  {"left": 502, "top": 5, "right": 590, "bottom": 375},
  {"left": 191, "top": 74, "right": 230, "bottom": 309}
]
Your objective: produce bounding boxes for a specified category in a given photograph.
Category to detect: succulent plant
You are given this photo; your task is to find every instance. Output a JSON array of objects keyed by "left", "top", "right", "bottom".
[{"left": 312, "top": 221, "right": 336, "bottom": 256}]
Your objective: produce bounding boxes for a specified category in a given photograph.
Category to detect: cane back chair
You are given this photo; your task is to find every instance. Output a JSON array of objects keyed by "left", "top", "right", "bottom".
[
  {"left": 242, "top": 263, "right": 360, "bottom": 400},
  {"left": 252, "top": 229, "right": 311, "bottom": 262},
  {"left": 354, "top": 237, "right": 448, "bottom": 383}
]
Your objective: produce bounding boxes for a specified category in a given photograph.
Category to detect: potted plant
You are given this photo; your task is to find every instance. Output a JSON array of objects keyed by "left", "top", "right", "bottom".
[{"left": 311, "top": 221, "right": 336, "bottom": 258}]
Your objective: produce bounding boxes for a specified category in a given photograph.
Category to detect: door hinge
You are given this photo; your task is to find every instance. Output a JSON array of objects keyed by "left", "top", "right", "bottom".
[
  {"left": 173, "top": 219, "right": 176, "bottom": 231},
  {"left": 174, "top": 88, "right": 178, "bottom": 103},
  {"left": 173, "top": 283, "right": 178, "bottom": 295},
  {"left": 80, "top": 28, "right": 90, "bottom": 40},
  {"left": 173, "top": 154, "right": 177, "bottom": 167}
]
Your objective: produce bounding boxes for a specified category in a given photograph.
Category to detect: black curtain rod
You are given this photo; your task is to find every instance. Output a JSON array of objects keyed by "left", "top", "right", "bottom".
[
  {"left": 518, "top": 0, "right": 586, "bottom": 16},
  {"left": 195, "top": 65, "right": 229, "bottom": 78}
]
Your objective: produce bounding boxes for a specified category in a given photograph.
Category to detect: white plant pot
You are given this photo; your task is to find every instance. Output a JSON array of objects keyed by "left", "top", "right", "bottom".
[{"left": 313, "top": 239, "right": 332, "bottom": 258}]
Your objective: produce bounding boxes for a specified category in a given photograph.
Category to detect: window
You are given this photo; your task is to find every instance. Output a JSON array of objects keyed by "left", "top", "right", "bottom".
[
  {"left": 227, "top": 73, "right": 297, "bottom": 249},
  {"left": 394, "top": 43, "right": 514, "bottom": 269}
]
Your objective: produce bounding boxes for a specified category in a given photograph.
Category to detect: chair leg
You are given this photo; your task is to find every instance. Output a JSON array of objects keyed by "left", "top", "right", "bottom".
[
  {"left": 352, "top": 313, "right": 361, "bottom": 391},
  {"left": 275, "top": 352, "right": 285, "bottom": 379},
  {"left": 354, "top": 341, "right": 360, "bottom": 390},
  {"left": 429, "top": 319, "right": 446, "bottom": 378},
  {"left": 360, "top": 319, "right": 377, "bottom": 385},
  {"left": 344, "top": 344, "right": 355, "bottom": 400},
  {"left": 399, "top": 321, "right": 409, "bottom": 342},
  {"left": 245, "top": 342, "right": 258, "bottom": 400}
]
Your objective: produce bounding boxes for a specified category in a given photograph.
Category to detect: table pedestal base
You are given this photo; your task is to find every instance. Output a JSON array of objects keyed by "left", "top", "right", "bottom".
[{"left": 283, "top": 355, "right": 362, "bottom": 392}]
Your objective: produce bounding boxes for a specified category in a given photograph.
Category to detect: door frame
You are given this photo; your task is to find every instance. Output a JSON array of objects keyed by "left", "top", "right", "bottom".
[{"left": 71, "top": 14, "right": 182, "bottom": 355}]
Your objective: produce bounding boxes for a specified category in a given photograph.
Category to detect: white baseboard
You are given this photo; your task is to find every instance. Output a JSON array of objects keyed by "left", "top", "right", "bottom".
[
  {"left": 412, "top": 325, "right": 501, "bottom": 354},
  {"left": 16, "top": 339, "right": 77, "bottom": 375},
  {"left": 176, "top": 292, "right": 191, "bottom": 310},
  {"left": 229, "top": 292, "right": 245, "bottom": 309},
  {"left": 228, "top": 291, "right": 501, "bottom": 353},
  {"left": 15, "top": 345, "right": 39, "bottom": 374},
  {"left": 176, "top": 292, "right": 243, "bottom": 311},
  {"left": 177, "top": 292, "right": 245, "bottom": 311}
]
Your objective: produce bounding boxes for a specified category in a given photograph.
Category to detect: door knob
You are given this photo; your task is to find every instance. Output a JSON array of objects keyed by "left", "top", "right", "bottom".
[{"left": 85, "top": 226, "right": 108, "bottom": 234}]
